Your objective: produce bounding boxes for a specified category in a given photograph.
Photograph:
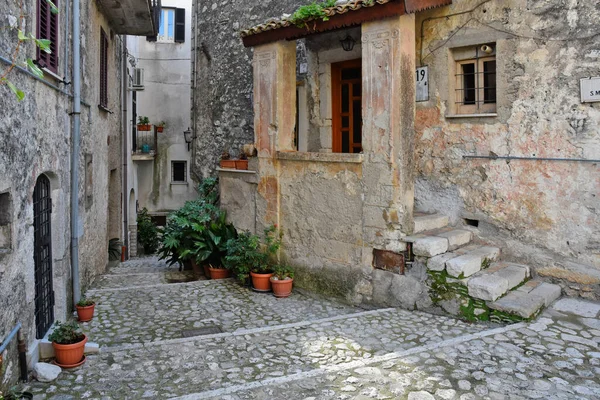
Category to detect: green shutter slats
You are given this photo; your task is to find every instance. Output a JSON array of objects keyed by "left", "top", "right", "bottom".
[{"left": 175, "top": 8, "right": 185, "bottom": 43}]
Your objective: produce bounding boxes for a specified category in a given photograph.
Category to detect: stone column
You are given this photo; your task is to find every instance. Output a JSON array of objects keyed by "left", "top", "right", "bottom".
[
  {"left": 252, "top": 41, "right": 297, "bottom": 230},
  {"left": 361, "top": 14, "right": 416, "bottom": 254},
  {"left": 128, "top": 224, "right": 138, "bottom": 258}
]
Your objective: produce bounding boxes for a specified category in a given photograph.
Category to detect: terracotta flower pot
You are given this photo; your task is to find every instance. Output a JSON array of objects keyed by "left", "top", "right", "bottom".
[
  {"left": 235, "top": 160, "right": 249, "bottom": 170},
  {"left": 250, "top": 271, "right": 274, "bottom": 292},
  {"left": 76, "top": 304, "right": 95, "bottom": 322},
  {"left": 52, "top": 334, "right": 87, "bottom": 367},
  {"left": 270, "top": 277, "right": 294, "bottom": 298},
  {"left": 219, "top": 159, "right": 236, "bottom": 169},
  {"left": 157, "top": 126, "right": 164, "bottom": 133},
  {"left": 209, "top": 266, "right": 231, "bottom": 279},
  {"left": 137, "top": 124, "right": 151, "bottom": 131}
]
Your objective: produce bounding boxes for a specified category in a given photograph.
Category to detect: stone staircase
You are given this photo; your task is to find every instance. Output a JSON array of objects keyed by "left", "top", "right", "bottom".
[{"left": 404, "top": 212, "right": 561, "bottom": 322}]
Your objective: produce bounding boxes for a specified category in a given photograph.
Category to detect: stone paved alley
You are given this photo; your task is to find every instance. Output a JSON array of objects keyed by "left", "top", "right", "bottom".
[{"left": 25, "top": 257, "right": 600, "bottom": 399}]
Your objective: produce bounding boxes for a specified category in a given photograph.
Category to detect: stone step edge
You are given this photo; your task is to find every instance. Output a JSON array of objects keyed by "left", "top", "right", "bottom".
[
  {"left": 102, "top": 308, "right": 398, "bottom": 353},
  {"left": 171, "top": 322, "right": 527, "bottom": 400}
]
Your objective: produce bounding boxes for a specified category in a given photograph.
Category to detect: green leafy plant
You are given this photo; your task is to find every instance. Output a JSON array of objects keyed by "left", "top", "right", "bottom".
[
  {"left": 157, "top": 121, "right": 166, "bottom": 127},
  {"left": 137, "top": 116, "right": 150, "bottom": 125},
  {"left": 221, "top": 150, "right": 231, "bottom": 160},
  {"left": 272, "top": 264, "right": 294, "bottom": 280},
  {"left": 108, "top": 238, "right": 122, "bottom": 261},
  {"left": 189, "top": 211, "right": 237, "bottom": 267},
  {"left": 48, "top": 321, "right": 85, "bottom": 345},
  {"left": 137, "top": 208, "right": 160, "bottom": 254},
  {"left": 225, "top": 225, "right": 282, "bottom": 280},
  {"left": 290, "top": 0, "right": 337, "bottom": 28},
  {"left": 76, "top": 297, "right": 95, "bottom": 307},
  {"left": 4, "top": 386, "right": 30, "bottom": 400},
  {"left": 1, "top": 0, "right": 59, "bottom": 101}
]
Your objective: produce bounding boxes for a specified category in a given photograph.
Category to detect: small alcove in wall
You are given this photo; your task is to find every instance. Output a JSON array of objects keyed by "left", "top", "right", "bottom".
[{"left": 0, "top": 191, "right": 12, "bottom": 252}]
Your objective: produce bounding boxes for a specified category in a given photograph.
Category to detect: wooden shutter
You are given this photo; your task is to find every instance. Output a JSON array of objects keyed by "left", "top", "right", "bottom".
[
  {"left": 37, "top": 0, "right": 59, "bottom": 73},
  {"left": 100, "top": 29, "right": 108, "bottom": 108},
  {"left": 174, "top": 8, "right": 185, "bottom": 43}
]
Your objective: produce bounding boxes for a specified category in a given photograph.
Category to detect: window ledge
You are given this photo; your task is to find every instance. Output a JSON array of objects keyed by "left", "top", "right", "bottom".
[
  {"left": 216, "top": 168, "right": 257, "bottom": 174},
  {"left": 276, "top": 151, "right": 364, "bottom": 164},
  {"left": 42, "top": 68, "right": 64, "bottom": 82},
  {"left": 170, "top": 182, "right": 189, "bottom": 185},
  {"left": 98, "top": 104, "right": 114, "bottom": 114},
  {"left": 446, "top": 113, "right": 497, "bottom": 119}
]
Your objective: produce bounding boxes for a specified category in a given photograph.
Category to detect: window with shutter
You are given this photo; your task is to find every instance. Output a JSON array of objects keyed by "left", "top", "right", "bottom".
[
  {"left": 175, "top": 8, "right": 185, "bottom": 43},
  {"left": 100, "top": 29, "right": 109, "bottom": 108},
  {"left": 37, "top": 0, "right": 59, "bottom": 73}
]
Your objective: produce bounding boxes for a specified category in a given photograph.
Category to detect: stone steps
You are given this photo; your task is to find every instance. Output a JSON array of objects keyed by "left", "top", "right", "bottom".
[
  {"left": 413, "top": 213, "right": 450, "bottom": 234},
  {"left": 488, "top": 280, "right": 562, "bottom": 319},
  {"left": 467, "top": 262, "right": 530, "bottom": 301}
]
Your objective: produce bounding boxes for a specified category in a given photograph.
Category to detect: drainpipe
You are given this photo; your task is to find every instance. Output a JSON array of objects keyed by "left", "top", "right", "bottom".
[
  {"left": 70, "top": 0, "right": 81, "bottom": 305},
  {"left": 122, "top": 37, "right": 129, "bottom": 257}
]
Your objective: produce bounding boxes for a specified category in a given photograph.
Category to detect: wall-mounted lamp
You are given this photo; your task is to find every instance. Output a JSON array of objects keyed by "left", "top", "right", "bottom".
[
  {"left": 340, "top": 35, "right": 356, "bottom": 52},
  {"left": 183, "top": 127, "right": 196, "bottom": 151}
]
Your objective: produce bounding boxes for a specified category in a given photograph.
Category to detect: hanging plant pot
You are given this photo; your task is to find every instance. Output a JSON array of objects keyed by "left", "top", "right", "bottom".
[
  {"left": 219, "top": 160, "right": 236, "bottom": 169},
  {"left": 209, "top": 266, "right": 231, "bottom": 279},
  {"left": 156, "top": 126, "right": 164, "bottom": 133},
  {"left": 137, "top": 124, "right": 151, "bottom": 131},
  {"left": 235, "top": 160, "right": 249, "bottom": 170},
  {"left": 76, "top": 304, "right": 95, "bottom": 322},
  {"left": 270, "top": 277, "right": 294, "bottom": 298},
  {"left": 250, "top": 271, "right": 274, "bottom": 292},
  {"left": 52, "top": 335, "right": 88, "bottom": 368}
]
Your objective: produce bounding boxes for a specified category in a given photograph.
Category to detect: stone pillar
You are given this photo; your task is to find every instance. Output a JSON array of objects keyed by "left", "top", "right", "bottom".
[
  {"left": 252, "top": 41, "right": 297, "bottom": 229},
  {"left": 128, "top": 224, "right": 138, "bottom": 258},
  {"left": 361, "top": 14, "right": 416, "bottom": 253}
]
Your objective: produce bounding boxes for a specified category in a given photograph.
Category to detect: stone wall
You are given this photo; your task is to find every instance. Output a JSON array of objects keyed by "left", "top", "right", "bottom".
[
  {"left": 0, "top": 0, "right": 124, "bottom": 389},
  {"left": 414, "top": 0, "right": 600, "bottom": 293}
]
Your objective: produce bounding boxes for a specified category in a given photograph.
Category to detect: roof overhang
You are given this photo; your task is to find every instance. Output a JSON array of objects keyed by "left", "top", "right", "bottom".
[
  {"left": 241, "top": 0, "right": 452, "bottom": 48},
  {"left": 97, "top": 0, "right": 159, "bottom": 36}
]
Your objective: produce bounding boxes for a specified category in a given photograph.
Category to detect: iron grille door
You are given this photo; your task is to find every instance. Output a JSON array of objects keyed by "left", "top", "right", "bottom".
[{"left": 34, "top": 175, "right": 54, "bottom": 339}]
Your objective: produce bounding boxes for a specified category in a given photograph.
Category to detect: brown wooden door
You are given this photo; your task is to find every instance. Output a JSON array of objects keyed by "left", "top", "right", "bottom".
[{"left": 332, "top": 59, "right": 362, "bottom": 153}]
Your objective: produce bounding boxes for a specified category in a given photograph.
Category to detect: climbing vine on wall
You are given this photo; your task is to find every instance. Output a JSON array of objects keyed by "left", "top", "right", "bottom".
[{"left": 0, "top": 0, "right": 58, "bottom": 101}]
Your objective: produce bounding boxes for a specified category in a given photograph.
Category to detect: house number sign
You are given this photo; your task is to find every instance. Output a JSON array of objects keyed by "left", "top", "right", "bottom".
[
  {"left": 416, "top": 66, "right": 428, "bottom": 102},
  {"left": 580, "top": 77, "right": 600, "bottom": 103}
]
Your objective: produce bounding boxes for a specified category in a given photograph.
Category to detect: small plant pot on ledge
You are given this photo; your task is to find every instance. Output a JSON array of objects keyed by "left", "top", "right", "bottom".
[
  {"left": 156, "top": 126, "right": 164, "bottom": 133},
  {"left": 270, "top": 277, "right": 294, "bottom": 298},
  {"left": 137, "top": 124, "right": 151, "bottom": 131},
  {"left": 76, "top": 304, "right": 95, "bottom": 322},
  {"left": 250, "top": 272, "right": 274, "bottom": 292},
  {"left": 235, "top": 160, "right": 249, "bottom": 170},
  {"left": 219, "top": 160, "right": 236, "bottom": 169},
  {"left": 209, "top": 266, "right": 231, "bottom": 279}
]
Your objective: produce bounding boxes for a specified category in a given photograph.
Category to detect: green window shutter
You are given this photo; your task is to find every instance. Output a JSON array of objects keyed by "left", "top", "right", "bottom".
[{"left": 174, "top": 8, "right": 185, "bottom": 43}]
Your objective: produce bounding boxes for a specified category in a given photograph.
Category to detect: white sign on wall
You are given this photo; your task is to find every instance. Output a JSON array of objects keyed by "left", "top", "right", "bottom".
[
  {"left": 416, "top": 66, "right": 429, "bottom": 102},
  {"left": 580, "top": 77, "right": 600, "bottom": 103}
]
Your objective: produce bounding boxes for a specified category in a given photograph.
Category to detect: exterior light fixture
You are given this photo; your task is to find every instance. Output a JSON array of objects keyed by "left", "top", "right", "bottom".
[
  {"left": 340, "top": 35, "right": 356, "bottom": 52},
  {"left": 183, "top": 127, "right": 195, "bottom": 151}
]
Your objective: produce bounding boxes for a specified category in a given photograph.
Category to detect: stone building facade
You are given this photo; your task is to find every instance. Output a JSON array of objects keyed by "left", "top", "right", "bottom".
[
  {"left": 0, "top": 0, "right": 155, "bottom": 390},
  {"left": 193, "top": 0, "right": 598, "bottom": 314}
]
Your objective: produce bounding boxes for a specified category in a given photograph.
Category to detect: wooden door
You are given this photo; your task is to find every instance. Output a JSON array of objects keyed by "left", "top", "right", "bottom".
[{"left": 331, "top": 59, "right": 362, "bottom": 153}]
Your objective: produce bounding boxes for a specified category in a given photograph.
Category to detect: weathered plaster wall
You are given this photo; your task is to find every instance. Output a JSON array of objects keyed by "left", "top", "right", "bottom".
[
  {"left": 192, "top": 0, "right": 303, "bottom": 177},
  {"left": 0, "top": 0, "right": 124, "bottom": 389},
  {"left": 414, "top": 0, "right": 600, "bottom": 293},
  {"left": 136, "top": 0, "right": 197, "bottom": 215}
]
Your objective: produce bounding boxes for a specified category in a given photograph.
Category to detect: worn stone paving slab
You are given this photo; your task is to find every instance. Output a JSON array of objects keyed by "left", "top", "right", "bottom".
[
  {"left": 107, "top": 256, "right": 177, "bottom": 275},
  {"left": 25, "top": 308, "right": 487, "bottom": 399},
  {"left": 81, "top": 279, "right": 363, "bottom": 347},
  {"left": 177, "top": 307, "right": 600, "bottom": 400},
  {"left": 91, "top": 270, "right": 204, "bottom": 290}
]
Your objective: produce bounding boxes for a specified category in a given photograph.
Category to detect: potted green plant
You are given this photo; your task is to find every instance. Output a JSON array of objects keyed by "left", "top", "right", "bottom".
[
  {"left": 48, "top": 321, "right": 87, "bottom": 368},
  {"left": 3, "top": 387, "right": 33, "bottom": 400},
  {"left": 270, "top": 264, "right": 294, "bottom": 298},
  {"left": 219, "top": 150, "right": 236, "bottom": 169},
  {"left": 236, "top": 152, "right": 248, "bottom": 170},
  {"left": 137, "top": 116, "right": 151, "bottom": 131},
  {"left": 137, "top": 208, "right": 159, "bottom": 255},
  {"left": 156, "top": 121, "right": 166, "bottom": 133},
  {"left": 76, "top": 297, "right": 96, "bottom": 322},
  {"left": 190, "top": 209, "right": 237, "bottom": 279}
]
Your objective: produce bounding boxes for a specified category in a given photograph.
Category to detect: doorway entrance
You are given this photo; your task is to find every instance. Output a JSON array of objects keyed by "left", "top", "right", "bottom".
[
  {"left": 331, "top": 59, "right": 362, "bottom": 153},
  {"left": 33, "top": 174, "right": 54, "bottom": 339}
]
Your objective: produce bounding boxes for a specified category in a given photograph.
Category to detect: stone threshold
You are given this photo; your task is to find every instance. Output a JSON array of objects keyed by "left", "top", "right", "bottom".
[{"left": 172, "top": 322, "right": 527, "bottom": 400}]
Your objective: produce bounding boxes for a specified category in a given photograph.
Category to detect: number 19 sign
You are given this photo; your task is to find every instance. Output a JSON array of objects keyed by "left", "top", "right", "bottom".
[
  {"left": 580, "top": 77, "right": 600, "bottom": 103},
  {"left": 416, "top": 66, "right": 428, "bottom": 102}
]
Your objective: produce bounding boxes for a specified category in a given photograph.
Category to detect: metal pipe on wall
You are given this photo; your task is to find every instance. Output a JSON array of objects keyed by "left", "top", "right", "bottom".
[
  {"left": 463, "top": 155, "right": 600, "bottom": 163},
  {"left": 122, "top": 37, "right": 129, "bottom": 258},
  {"left": 70, "top": 0, "right": 81, "bottom": 305}
]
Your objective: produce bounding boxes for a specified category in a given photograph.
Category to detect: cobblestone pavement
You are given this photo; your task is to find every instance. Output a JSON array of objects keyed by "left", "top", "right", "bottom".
[{"left": 25, "top": 257, "right": 600, "bottom": 399}]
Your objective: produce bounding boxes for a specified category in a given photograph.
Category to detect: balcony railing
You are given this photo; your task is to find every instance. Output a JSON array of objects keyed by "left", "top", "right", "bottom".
[{"left": 132, "top": 125, "right": 158, "bottom": 160}]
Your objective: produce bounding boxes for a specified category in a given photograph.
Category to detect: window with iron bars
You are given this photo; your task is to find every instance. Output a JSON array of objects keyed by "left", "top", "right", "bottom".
[{"left": 454, "top": 47, "right": 496, "bottom": 115}]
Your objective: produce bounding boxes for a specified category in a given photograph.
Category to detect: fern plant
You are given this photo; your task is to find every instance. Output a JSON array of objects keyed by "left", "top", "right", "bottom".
[{"left": 290, "top": 0, "right": 338, "bottom": 28}]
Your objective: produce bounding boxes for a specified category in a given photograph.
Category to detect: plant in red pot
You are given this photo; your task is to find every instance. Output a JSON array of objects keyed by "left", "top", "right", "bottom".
[
  {"left": 219, "top": 151, "right": 236, "bottom": 169},
  {"left": 48, "top": 321, "right": 88, "bottom": 368},
  {"left": 75, "top": 297, "right": 96, "bottom": 322},
  {"left": 236, "top": 152, "right": 249, "bottom": 170},
  {"left": 270, "top": 264, "right": 294, "bottom": 298}
]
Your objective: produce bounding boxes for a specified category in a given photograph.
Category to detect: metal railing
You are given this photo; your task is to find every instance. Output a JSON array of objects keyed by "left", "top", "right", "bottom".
[{"left": 0, "top": 322, "right": 28, "bottom": 382}]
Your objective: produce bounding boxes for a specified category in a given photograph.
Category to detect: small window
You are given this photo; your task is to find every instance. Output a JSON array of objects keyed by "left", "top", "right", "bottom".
[
  {"left": 99, "top": 28, "right": 109, "bottom": 108},
  {"left": 454, "top": 46, "right": 496, "bottom": 115},
  {"left": 37, "top": 0, "right": 59, "bottom": 73},
  {"left": 158, "top": 8, "right": 175, "bottom": 42},
  {"left": 171, "top": 161, "right": 187, "bottom": 183}
]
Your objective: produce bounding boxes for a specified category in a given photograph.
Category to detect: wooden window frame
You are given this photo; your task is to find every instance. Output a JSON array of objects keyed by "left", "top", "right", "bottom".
[
  {"left": 99, "top": 28, "right": 109, "bottom": 108},
  {"left": 454, "top": 54, "right": 496, "bottom": 115},
  {"left": 37, "top": 0, "right": 59, "bottom": 74},
  {"left": 331, "top": 59, "right": 362, "bottom": 154}
]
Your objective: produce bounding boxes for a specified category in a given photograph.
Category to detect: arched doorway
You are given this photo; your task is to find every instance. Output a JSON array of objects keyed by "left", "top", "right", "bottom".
[{"left": 33, "top": 174, "right": 54, "bottom": 339}]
